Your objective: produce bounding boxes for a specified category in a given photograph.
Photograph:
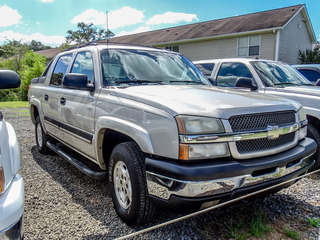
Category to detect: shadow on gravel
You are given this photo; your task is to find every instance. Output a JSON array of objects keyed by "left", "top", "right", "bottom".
[{"left": 31, "top": 145, "right": 320, "bottom": 239}]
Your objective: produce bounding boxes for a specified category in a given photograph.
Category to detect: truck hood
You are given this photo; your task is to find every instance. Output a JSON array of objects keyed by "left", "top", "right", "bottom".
[
  {"left": 113, "top": 85, "right": 300, "bottom": 119},
  {"left": 277, "top": 85, "right": 320, "bottom": 97}
]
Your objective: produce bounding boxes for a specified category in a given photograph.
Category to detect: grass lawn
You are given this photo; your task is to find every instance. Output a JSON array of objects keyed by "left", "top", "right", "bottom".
[{"left": 0, "top": 101, "right": 29, "bottom": 108}]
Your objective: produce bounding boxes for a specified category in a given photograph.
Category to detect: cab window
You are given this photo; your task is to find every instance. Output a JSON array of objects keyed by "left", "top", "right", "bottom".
[
  {"left": 71, "top": 52, "right": 94, "bottom": 85},
  {"left": 195, "top": 63, "right": 214, "bottom": 77},
  {"left": 50, "top": 54, "right": 73, "bottom": 86},
  {"left": 216, "top": 62, "right": 253, "bottom": 87}
]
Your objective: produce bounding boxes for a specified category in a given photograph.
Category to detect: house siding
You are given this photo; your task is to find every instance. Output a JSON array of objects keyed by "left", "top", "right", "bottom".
[
  {"left": 279, "top": 11, "right": 313, "bottom": 64},
  {"left": 163, "top": 32, "right": 276, "bottom": 61},
  {"left": 260, "top": 33, "right": 276, "bottom": 60},
  {"left": 178, "top": 38, "right": 237, "bottom": 61}
]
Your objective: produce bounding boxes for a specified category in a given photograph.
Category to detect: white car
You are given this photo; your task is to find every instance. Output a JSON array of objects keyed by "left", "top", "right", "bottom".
[{"left": 0, "top": 70, "right": 24, "bottom": 239}]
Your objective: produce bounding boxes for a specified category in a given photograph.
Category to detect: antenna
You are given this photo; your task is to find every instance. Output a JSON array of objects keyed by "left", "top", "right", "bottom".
[{"left": 106, "top": 11, "right": 110, "bottom": 43}]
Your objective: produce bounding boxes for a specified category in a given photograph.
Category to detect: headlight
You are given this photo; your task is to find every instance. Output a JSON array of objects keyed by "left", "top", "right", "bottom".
[
  {"left": 297, "top": 107, "right": 307, "bottom": 140},
  {"left": 176, "top": 115, "right": 224, "bottom": 135},
  {"left": 298, "top": 107, "right": 307, "bottom": 122},
  {"left": 176, "top": 115, "right": 228, "bottom": 160}
]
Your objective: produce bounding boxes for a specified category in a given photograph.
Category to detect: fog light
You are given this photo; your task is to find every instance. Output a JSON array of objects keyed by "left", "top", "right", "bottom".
[{"left": 180, "top": 143, "right": 229, "bottom": 160}]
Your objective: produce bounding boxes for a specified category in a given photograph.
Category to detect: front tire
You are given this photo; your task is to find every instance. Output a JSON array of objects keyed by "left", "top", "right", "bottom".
[
  {"left": 307, "top": 123, "right": 320, "bottom": 170},
  {"left": 109, "top": 142, "right": 155, "bottom": 225},
  {"left": 35, "top": 116, "right": 51, "bottom": 154}
]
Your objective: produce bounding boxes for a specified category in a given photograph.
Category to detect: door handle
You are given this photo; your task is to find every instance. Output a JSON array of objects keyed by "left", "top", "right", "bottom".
[
  {"left": 60, "top": 97, "right": 66, "bottom": 105},
  {"left": 44, "top": 94, "right": 49, "bottom": 101}
]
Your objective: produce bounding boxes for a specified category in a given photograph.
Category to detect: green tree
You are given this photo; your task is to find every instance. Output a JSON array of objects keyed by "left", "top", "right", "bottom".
[
  {"left": 66, "top": 22, "right": 114, "bottom": 44},
  {"left": 298, "top": 44, "right": 320, "bottom": 63},
  {"left": 19, "top": 51, "right": 47, "bottom": 100},
  {"left": 0, "top": 51, "right": 46, "bottom": 101},
  {"left": 28, "top": 40, "right": 52, "bottom": 51}
]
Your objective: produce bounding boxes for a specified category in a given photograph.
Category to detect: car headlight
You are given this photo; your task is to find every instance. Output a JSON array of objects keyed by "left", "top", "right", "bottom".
[
  {"left": 176, "top": 115, "right": 229, "bottom": 160},
  {"left": 176, "top": 115, "right": 224, "bottom": 135},
  {"left": 297, "top": 107, "right": 307, "bottom": 140},
  {"left": 298, "top": 107, "right": 307, "bottom": 122}
]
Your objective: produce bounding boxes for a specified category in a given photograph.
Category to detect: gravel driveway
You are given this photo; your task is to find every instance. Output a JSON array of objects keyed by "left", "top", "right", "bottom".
[{"left": 4, "top": 107, "right": 320, "bottom": 240}]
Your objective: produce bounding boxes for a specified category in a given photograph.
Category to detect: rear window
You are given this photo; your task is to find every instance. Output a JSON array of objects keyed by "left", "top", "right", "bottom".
[{"left": 195, "top": 63, "right": 214, "bottom": 77}]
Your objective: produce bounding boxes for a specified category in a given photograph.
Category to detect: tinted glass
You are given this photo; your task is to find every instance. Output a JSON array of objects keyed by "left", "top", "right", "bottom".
[
  {"left": 217, "top": 62, "right": 253, "bottom": 87},
  {"left": 50, "top": 54, "right": 73, "bottom": 86},
  {"left": 298, "top": 69, "right": 320, "bottom": 83},
  {"left": 195, "top": 63, "right": 214, "bottom": 77},
  {"left": 252, "top": 61, "right": 311, "bottom": 87},
  {"left": 100, "top": 49, "right": 209, "bottom": 86},
  {"left": 71, "top": 52, "right": 94, "bottom": 84},
  {"left": 249, "top": 46, "right": 259, "bottom": 56}
]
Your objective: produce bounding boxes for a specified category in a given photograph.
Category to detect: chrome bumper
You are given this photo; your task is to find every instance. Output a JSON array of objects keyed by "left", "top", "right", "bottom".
[{"left": 146, "top": 153, "right": 315, "bottom": 200}]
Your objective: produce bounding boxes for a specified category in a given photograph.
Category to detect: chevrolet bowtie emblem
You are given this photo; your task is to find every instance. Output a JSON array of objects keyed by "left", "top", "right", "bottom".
[{"left": 267, "top": 125, "right": 282, "bottom": 140}]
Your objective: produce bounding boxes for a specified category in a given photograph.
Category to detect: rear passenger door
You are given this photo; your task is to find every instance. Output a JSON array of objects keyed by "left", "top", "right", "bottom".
[{"left": 42, "top": 54, "right": 73, "bottom": 137}]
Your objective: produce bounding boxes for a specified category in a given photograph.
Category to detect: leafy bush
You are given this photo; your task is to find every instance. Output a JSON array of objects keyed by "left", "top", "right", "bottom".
[{"left": 0, "top": 51, "right": 46, "bottom": 101}]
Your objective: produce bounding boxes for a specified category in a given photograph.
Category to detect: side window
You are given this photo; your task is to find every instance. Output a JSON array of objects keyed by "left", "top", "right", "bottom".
[
  {"left": 71, "top": 51, "right": 94, "bottom": 84},
  {"left": 50, "top": 54, "right": 73, "bottom": 86},
  {"left": 195, "top": 64, "right": 214, "bottom": 77},
  {"left": 216, "top": 62, "right": 253, "bottom": 87}
]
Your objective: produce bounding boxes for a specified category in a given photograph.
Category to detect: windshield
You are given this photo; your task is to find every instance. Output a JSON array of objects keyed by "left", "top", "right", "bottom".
[
  {"left": 100, "top": 49, "right": 209, "bottom": 86},
  {"left": 251, "top": 61, "right": 312, "bottom": 87}
]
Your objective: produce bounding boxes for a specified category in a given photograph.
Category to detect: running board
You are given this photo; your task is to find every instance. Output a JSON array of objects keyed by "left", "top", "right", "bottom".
[{"left": 46, "top": 140, "right": 108, "bottom": 179}]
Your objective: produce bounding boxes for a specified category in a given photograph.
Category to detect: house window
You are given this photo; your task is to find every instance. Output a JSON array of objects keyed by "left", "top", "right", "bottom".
[
  {"left": 238, "top": 35, "right": 260, "bottom": 57},
  {"left": 165, "top": 45, "right": 179, "bottom": 52}
]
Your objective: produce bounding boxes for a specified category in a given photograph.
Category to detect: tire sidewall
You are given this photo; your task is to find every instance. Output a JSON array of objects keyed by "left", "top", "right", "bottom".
[
  {"left": 35, "top": 117, "right": 49, "bottom": 153},
  {"left": 109, "top": 143, "right": 146, "bottom": 225}
]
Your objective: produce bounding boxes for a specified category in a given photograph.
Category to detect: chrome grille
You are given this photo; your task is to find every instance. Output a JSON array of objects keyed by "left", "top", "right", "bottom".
[
  {"left": 229, "top": 111, "right": 296, "bottom": 156},
  {"left": 229, "top": 111, "right": 295, "bottom": 133},
  {"left": 236, "top": 132, "right": 295, "bottom": 153}
]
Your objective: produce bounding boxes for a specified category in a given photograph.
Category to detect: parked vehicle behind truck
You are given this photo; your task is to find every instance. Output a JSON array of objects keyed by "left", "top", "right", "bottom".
[
  {"left": 0, "top": 70, "right": 24, "bottom": 239},
  {"left": 28, "top": 44, "right": 316, "bottom": 225},
  {"left": 194, "top": 58, "right": 320, "bottom": 169}
]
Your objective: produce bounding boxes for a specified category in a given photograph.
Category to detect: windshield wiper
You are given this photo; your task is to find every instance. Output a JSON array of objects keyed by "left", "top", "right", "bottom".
[
  {"left": 168, "top": 80, "right": 206, "bottom": 85},
  {"left": 273, "top": 82, "right": 299, "bottom": 86},
  {"left": 114, "top": 80, "right": 164, "bottom": 85}
]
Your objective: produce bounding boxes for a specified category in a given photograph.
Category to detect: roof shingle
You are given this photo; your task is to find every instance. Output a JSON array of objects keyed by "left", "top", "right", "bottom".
[{"left": 107, "top": 4, "right": 304, "bottom": 45}]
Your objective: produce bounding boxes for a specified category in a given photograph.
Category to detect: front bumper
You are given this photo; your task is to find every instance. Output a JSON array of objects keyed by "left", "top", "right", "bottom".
[
  {"left": 0, "top": 174, "right": 24, "bottom": 240},
  {"left": 145, "top": 137, "right": 316, "bottom": 207}
]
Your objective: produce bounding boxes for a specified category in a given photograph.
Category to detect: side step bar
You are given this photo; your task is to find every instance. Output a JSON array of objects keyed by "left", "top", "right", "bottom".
[{"left": 46, "top": 140, "right": 108, "bottom": 179}]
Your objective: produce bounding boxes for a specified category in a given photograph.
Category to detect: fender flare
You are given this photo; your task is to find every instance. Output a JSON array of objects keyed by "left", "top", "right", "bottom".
[
  {"left": 95, "top": 116, "right": 155, "bottom": 168},
  {"left": 29, "top": 98, "right": 47, "bottom": 133}
]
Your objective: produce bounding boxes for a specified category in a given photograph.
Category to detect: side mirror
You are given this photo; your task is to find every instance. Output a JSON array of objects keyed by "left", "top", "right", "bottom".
[
  {"left": 63, "top": 73, "right": 94, "bottom": 91},
  {"left": 0, "top": 70, "right": 21, "bottom": 89},
  {"left": 235, "top": 77, "right": 258, "bottom": 90},
  {"left": 316, "top": 78, "right": 320, "bottom": 86}
]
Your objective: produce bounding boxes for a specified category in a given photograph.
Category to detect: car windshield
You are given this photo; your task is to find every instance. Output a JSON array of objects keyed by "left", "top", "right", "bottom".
[
  {"left": 100, "top": 49, "right": 209, "bottom": 86},
  {"left": 251, "top": 61, "right": 312, "bottom": 87}
]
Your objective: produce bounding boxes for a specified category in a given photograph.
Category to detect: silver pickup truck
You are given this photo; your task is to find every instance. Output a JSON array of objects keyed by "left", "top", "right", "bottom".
[
  {"left": 194, "top": 58, "right": 320, "bottom": 170},
  {"left": 28, "top": 44, "right": 316, "bottom": 225}
]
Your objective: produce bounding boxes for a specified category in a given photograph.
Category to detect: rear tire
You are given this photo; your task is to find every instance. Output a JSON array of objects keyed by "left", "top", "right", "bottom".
[
  {"left": 35, "top": 116, "right": 51, "bottom": 154},
  {"left": 109, "top": 142, "right": 155, "bottom": 225},
  {"left": 307, "top": 123, "right": 320, "bottom": 170}
]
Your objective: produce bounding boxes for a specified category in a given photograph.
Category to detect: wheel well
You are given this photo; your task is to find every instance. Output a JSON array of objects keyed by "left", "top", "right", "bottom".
[
  {"left": 30, "top": 105, "right": 39, "bottom": 124},
  {"left": 102, "top": 129, "right": 134, "bottom": 169},
  {"left": 307, "top": 115, "right": 320, "bottom": 129}
]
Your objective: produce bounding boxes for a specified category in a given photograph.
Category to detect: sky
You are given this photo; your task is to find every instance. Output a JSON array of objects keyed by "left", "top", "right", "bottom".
[{"left": 0, "top": 0, "right": 319, "bottom": 47}]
